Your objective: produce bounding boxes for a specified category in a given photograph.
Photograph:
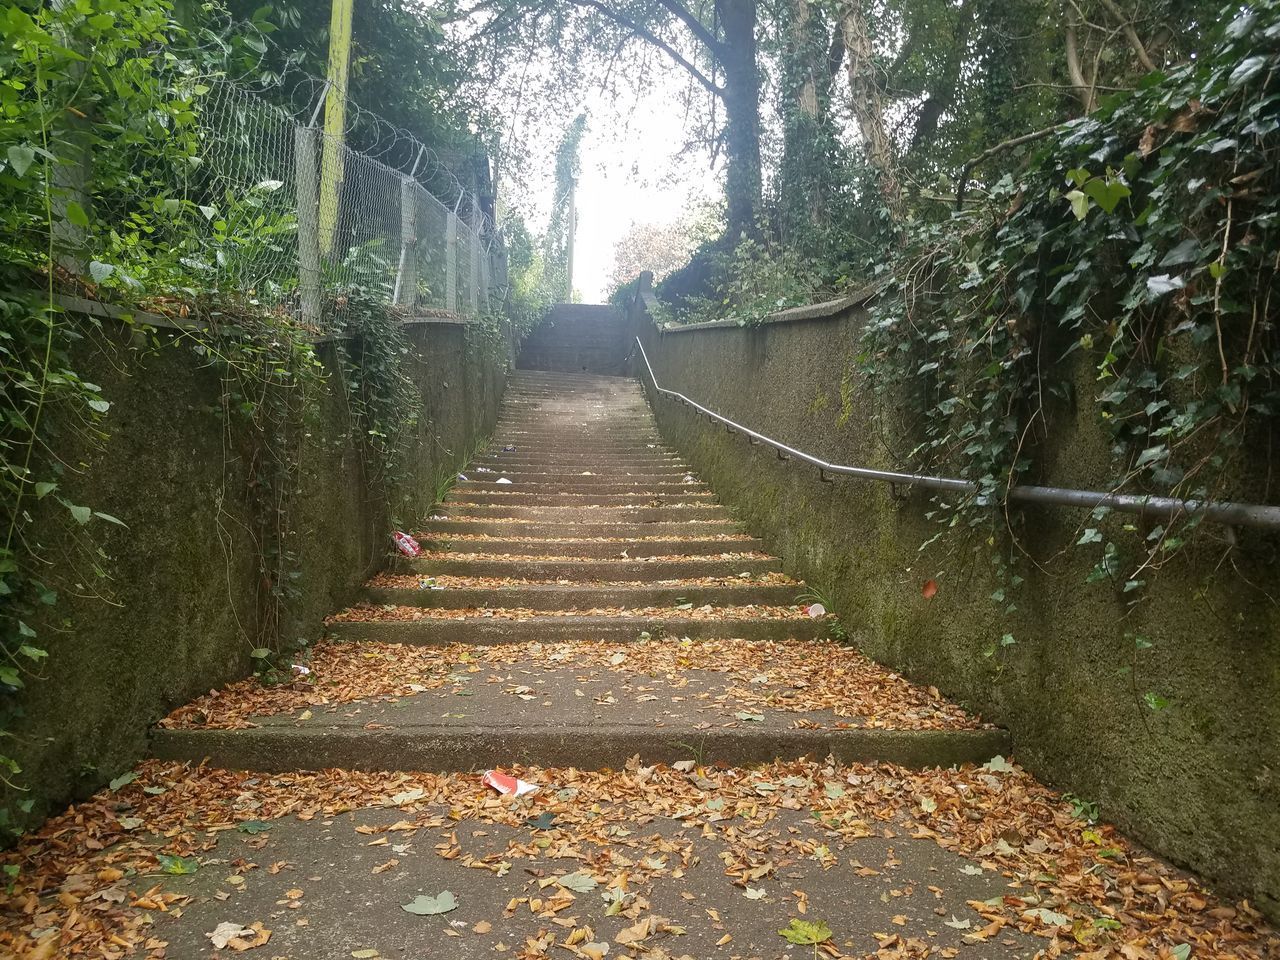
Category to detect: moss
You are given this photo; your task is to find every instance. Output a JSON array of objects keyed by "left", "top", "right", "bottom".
[
  {"left": 3, "top": 315, "right": 511, "bottom": 831},
  {"left": 636, "top": 306, "right": 1280, "bottom": 921}
]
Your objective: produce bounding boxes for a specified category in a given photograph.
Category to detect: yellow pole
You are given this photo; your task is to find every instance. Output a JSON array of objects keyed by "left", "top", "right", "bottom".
[{"left": 318, "top": 0, "right": 354, "bottom": 260}]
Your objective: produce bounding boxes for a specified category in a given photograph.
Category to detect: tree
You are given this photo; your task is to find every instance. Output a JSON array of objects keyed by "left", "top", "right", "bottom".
[
  {"left": 448, "top": 0, "right": 764, "bottom": 240},
  {"left": 607, "top": 216, "right": 712, "bottom": 293}
]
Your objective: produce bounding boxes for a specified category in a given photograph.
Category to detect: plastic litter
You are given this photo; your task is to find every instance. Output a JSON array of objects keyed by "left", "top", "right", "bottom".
[
  {"left": 291, "top": 664, "right": 311, "bottom": 677},
  {"left": 806, "top": 603, "right": 826, "bottom": 618},
  {"left": 392, "top": 531, "right": 422, "bottom": 557},
  {"left": 457, "top": 473, "right": 468, "bottom": 482},
  {"left": 496, "top": 477, "right": 513, "bottom": 485},
  {"left": 502, "top": 444, "right": 517, "bottom": 452},
  {"left": 483, "top": 770, "right": 539, "bottom": 796}
]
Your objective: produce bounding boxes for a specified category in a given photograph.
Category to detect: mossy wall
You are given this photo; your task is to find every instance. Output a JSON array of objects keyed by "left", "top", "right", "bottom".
[
  {"left": 633, "top": 303, "right": 1280, "bottom": 920},
  {"left": 7, "top": 315, "right": 510, "bottom": 826}
]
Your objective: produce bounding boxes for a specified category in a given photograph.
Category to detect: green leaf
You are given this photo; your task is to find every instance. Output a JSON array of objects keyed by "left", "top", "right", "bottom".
[
  {"left": 237, "top": 820, "right": 271, "bottom": 834},
  {"left": 1082, "top": 177, "right": 1130, "bottom": 214},
  {"left": 18, "top": 644, "right": 46, "bottom": 662},
  {"left": 7, "top": 144, "right": 35, "bottom": 177},
  {"left": 89, "top": 261, "right": 115, "bottom": 283},
  {"left": 65, "top": 502, "right": 92, "bottom": 525},
  {"left": 401, "top": 891, "right": 458, "bottom": 915},
  {"left": 983, "top": 756, "right": 1015, "bottom": 773},
  {"left": 249, "top": 647, "right": 272, "bottom": 659},
  {"left": 34, "top": 482, "right": 57, "bottom": 499},
  {"left": 1065, "top": 189, "right": 1089, "bottom": 220},
  {"left": 778, "top": 918, "right": 832, "bottom": 945},
  {"left": 1143, "top": 692, "right": 1171, "bottom": 711},
  {"left": 108, "top": 771, "right": 138, "bottom": 791},
  {"left": 1170, "top": 945, "right": 1191, "bottom": 960},
  {"left": 93, "top": 511, "right": 126, "bottom": 526},
  {"left": 734, "top": 711, "right": 764, "bottom": 722},
  {"left": 157, "top": 854, "right": 199, "bottom": 875},
  {"left": 88, "top": 398, "right": 110, "bottom": 413},
  {"left": 65, "top": 201, "right": 89, "bottom": 228},
  {"left": 556, "top": 871, "right": 597, "bottom": 893}
]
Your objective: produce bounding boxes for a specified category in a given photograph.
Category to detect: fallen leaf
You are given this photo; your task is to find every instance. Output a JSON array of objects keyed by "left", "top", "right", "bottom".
[{"left": 402, "top": 891, "right": 458, "bottom": 915}]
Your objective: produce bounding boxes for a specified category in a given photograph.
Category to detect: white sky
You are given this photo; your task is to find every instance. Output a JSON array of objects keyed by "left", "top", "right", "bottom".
[{"left": 498, "top": 59, "right": 721, "bottom": 302}]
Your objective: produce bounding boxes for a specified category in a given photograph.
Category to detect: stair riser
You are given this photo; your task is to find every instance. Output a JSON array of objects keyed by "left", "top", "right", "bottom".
[
  {"left": 406, "top": 558, "right": 780, "bottom": 579},
  {"left": 150, "top": 727, "right": 1011, "bottom": 774},
  {"left": 438, "top": 505, "right": 729, "bottom": 522},
  {"left": 414, "top": 538, "right": 766, "bottom": 557},
  {"left": 420, "top": 521, "right": 738, "bottom": 537},
  {"left": 462, "top": 473, "right": 694, "bottom": 484},
  {"left": 453, "top": 482, "right": 705, "bottom": 493},
  {"left": 445, "top": 492, "right": 715, "bottom": 506},
  {"left": 326, "top": 617, "right": 824, "bottom": 644},
  {"left": 363, "top": 583, "right": 801, "bottom": 609}
]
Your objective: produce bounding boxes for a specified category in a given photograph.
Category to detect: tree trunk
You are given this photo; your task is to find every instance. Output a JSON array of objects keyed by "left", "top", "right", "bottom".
[
  {"left": 840, "top": 0, "right": 903, "bottom": 220},
  {"left": 716, "top": 0, "right": 762, "bottom": 240},
  {"left": 780, "top": 0, "right": 833, "bottom": 237}
]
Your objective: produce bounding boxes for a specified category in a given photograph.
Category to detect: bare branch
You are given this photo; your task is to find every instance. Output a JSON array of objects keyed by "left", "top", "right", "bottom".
[
  {"left": 565, "top": 0, "right": 725, "bottom": 97},
  {"left": 656, "top": 0, "right": 724, "bottom": 56},
  {"left": 1098, "top": 0, "right": 1158, "bottom": 71}
]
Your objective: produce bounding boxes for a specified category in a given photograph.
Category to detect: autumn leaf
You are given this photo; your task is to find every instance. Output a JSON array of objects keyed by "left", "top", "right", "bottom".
[
  {"left": 157, "top": 854, "right": 199, "bottom": 875},
  {"left": 922, "top": 579, "right": 938, "bottom": 599},
  {"left": 557, "top": 871, "right": 598, "bottom": 893},
  {"left": 778, "top": 918, "right": 832, "bottom": 945}
]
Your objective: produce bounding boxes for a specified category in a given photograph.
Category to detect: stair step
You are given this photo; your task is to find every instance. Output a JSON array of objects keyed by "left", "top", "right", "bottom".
[
  {"left": 325, "top": 614, "right": 824, "bottom": 645},
  {"left": 420, "top": 520, "right": 739, "bottom": 537},
  {"left": 454, "top": 480, "right": 705, "bottom": 493},
  {"left": 361, "top": 582, "right": 802, "bottom": 610},
  {"left": 151, "top": 725, "right": 1009, "bottom": 773},
  {"left": 437, "top": 504, "right": 730, "bottom": 522},
  {"left": 406, "top": 557, "right": 780, "bottom": 579},
  {"left": 445, "top": 490, "right": 716, "bottom": 506},
  {"left": 416, "top": 536, "right": 767, "bottom": 557}
]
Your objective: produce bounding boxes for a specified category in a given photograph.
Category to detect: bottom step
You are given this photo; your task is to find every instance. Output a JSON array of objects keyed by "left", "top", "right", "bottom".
[{"left": 150, "top": 725, "right": 1010, "bottom": 773}]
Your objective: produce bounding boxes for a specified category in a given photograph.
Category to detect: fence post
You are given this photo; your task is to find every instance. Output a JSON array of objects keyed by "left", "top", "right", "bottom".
[
  {"left": 479, "top": 239, "right": 491, "bottom": 312},
  {"left": 294, "top": 125, "right": 322, "bottom": 327},
  {"left": 392, "top": 177, "right": 417, "bottom": 308},
  {"left": 469, "top": 201, "right": 481, "bottom": 315},
  {"left": 445, "top": 210, "right": 458, "bottom": 313}
]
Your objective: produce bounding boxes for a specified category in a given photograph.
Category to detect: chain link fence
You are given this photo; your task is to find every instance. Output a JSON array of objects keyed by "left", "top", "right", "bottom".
[
  {"left": 203, "top": 74, "right": 503, "bottom": 323},
  {"left": 57, "top": 44, "right": 504, "bottom": 326}
]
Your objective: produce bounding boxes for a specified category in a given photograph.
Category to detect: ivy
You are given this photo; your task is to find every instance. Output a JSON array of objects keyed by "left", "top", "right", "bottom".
[{"left": 861, "top": 1, "right": 1279, "bottom": 626}]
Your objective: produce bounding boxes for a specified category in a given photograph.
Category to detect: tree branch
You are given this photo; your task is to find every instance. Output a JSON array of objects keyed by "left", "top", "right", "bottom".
[
  {"left": 1098, "top": 0, "right": 1157, "bottom": 72},
  {"left": 954, "top": 122, "right": 1064, "bottom": 209},
  {"left": 657, "top": 0, "right": 724, "bottom": 56},
  {"left": 566, "top": 0, "right": 725, "bottom": 97}
]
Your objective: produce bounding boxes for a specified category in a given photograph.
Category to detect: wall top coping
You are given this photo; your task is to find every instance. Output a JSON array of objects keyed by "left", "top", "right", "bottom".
[
  {"left": 57, "top": 294, "right": 474, "bottom": 340},
  {"left": 655, "top": 283, "right": 879, "bottom": 335}
]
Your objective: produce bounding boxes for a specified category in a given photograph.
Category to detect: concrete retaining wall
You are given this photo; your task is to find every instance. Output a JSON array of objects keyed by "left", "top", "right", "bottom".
[
  {"left": 7, "top": 314, "right": 511, "bottom": 827},
  {"left": 630, "top": 296, "right": 1280, "bottom": 919}
]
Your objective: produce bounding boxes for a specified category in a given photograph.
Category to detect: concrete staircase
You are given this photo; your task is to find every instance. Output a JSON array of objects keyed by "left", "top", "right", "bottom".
[
  {"left": 515, "top": 304, "right": 630, "bottom": 374},
  {"left": 152, "top": 370, "right": 1006, "bottom": 772}
]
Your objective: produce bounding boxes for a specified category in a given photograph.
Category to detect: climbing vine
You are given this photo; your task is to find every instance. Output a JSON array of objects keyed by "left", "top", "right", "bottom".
[
  {"left": 0, "top": 1, "right": 520, "bottom": 832},
  {"left": 861, "top": 2, "right": 1279, "bottom": 633}
]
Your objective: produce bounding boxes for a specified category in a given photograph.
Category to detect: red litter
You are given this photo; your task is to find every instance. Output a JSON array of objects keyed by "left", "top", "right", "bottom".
[
  {"left": 483, "top": 770, "right": 539, "bottom": 796},
  {"left": 392, "top": 531, "right": 423, "bottom": 558}
]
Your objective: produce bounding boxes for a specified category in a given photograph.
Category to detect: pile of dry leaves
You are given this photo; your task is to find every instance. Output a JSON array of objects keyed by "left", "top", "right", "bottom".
[{"left": 1, "top": 759, "right": 1274, "bottom": 959}]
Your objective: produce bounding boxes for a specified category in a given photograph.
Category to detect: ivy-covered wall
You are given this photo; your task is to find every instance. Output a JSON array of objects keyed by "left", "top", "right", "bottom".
[
  {"left": 6, "top": 314, "right": 510, "bottom": 828},
  {"left": 634, "top": 304, "right": 1280, "bottom": 920}
]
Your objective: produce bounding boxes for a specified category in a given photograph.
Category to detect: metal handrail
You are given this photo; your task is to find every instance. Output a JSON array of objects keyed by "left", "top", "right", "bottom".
[{"left": 632, "top": 336, "right": 1280, "bottom": 531}]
